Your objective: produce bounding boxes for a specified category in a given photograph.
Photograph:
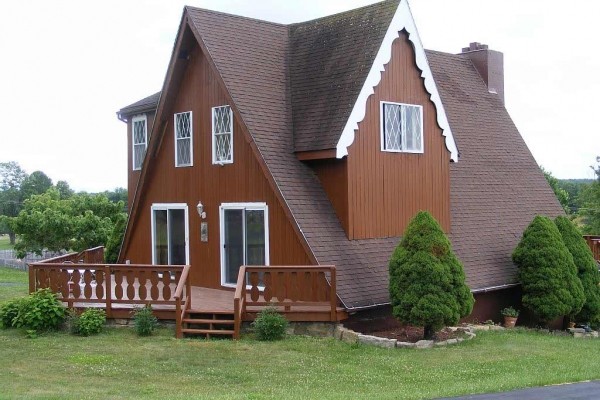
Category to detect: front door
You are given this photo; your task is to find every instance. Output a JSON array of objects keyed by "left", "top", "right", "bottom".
[
  {"left": 220, "top": 203, "right": 269, "bottom": 286},
  {"left": 151, "top": 204, "right": 189, "bottom": 265}
]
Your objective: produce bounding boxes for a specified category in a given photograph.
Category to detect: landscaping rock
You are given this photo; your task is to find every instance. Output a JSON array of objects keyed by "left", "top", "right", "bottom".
[
  {"left": 396, "top": 341, "right": 416, "bottom": 348},
  {"left": 334, "top": 325, "right": 344, "bottom": 340},
  {"left": 341, "top": 329, "right": 359, "bottom": 344},
  {"left": 465, "top": 332, "right": 476, "bottom": 339},
  {"left": 435, "top": 340, "right": 448, "bottom": 347},
  {"left": 415, "top": 340, "right": 434, "bottom": 349},
  {"left": 446, "top": 338, "right": 458, "bottom": 345},
  {"left": 358, "top": 334, "right": 396, "bottom": 348}
]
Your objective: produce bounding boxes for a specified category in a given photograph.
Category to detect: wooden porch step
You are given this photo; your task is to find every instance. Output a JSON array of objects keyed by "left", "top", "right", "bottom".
[
  {"left": 186, "top": 309, "right": 234, "bottom": 315},
  {"left": 183, "top": 318, "right": 234, "bottom": 325},
  {"left": 181, "top": 328, "right": 235, "bottom": 335}
]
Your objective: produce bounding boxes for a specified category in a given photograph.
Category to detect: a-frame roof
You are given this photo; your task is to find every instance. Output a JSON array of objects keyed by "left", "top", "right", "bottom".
[{"left": 120, "top": 0, "right": 564, "bottom": 309}]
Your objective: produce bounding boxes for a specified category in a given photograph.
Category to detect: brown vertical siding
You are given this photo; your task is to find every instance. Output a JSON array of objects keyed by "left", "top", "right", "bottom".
[
  {"left": 122, "top": 43, "right": 312, "bottom": 288},
  {"left": 346, "top": 31, "right": 451, "bottom": 239},
  {"left": 127, "top": 112, "right": 155, "bottom": 211},
  {"left": 309, "top": 159, "right": 349, "bottom": 233}
]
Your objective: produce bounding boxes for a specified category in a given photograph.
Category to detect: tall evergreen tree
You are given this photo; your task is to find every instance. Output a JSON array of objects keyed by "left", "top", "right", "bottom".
[
  {"left": 513, "top": 216, "right": 585, "bottom": 324},
  {"left": 389, "top": 211, "right": 474, "bottom": 339},
  {"left": 555, "top": 216, "right": 600, "bottom": 324}
]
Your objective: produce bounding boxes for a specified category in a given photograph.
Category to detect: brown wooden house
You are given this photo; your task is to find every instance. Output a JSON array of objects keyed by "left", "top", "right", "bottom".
[{"left": 115, "top": 0, "right": 563, "bottom": 329}]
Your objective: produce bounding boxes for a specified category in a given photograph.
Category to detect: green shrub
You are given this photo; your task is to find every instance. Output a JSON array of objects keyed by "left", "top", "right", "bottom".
[
  {"left": 67, "top": 309, "right": 81, "bottom": 334},
  {"left": 513, "top": 216, "right": 585, "bottom": 324},
  {"left": 252, "top": 307, "right": 288, "bottom": 341},
  {"left": 12, "top": 288, "right": 66, "bottom": 332},
  {"left": 132, "top": 304, "right": 158, "bottom": 336},
  {"left": 70, "top": 308, "right": 106, "bottom": 336},
  {"left": 555, "top": 216, "right": 600, "bottom": 324},
  {"left": 389, "top": 211, "right": 474, "bottom": 339},
  {"left": 500, "top": 307, "right": 520, "bottom": 317},
  {"left": 0, "top": 298, "right": 25, "bottom": 328}
]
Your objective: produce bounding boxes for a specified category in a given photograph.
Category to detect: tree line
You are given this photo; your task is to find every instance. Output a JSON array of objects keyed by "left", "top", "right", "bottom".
[
  {"left": 543, "top": 156, "right": 600, "bottom": 234},
  {"left": 0, "top": 161, "right": 127, "bottom": 262}
]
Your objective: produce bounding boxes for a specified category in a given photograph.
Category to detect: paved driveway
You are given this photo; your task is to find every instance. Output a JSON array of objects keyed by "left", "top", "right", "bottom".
[{"left": 440, "top": 381, "right": 600, "bottom": 399}]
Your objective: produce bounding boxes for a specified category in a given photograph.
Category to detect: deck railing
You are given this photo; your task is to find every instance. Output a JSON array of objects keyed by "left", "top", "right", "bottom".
[
  {"left": 174, "top": 264, "right": 192, "bottom": 338},
  {"left": 29, "top": 257, "right": 191, "bottom": 321},
  {"left": 233, "top": 265, "right": 338, "bottom": 340},
  {"left": 584, "top": 235, "right": 600, "bottom": 263}
]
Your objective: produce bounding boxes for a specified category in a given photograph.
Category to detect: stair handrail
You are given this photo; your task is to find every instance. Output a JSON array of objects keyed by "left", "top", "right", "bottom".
[
  {"left": 174, "top": 264, "right": 191, "bottom": 339},
  {"left": 233, "top": 266, "right": 247, "bottom": 340}
]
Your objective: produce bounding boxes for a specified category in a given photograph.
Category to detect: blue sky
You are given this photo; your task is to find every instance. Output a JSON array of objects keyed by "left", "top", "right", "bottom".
[{"left": 0, "top": 0, "right": 597, "bottom": 191}]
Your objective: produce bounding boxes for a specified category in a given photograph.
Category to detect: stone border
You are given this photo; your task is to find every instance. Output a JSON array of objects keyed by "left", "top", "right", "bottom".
[
  {"left": 334, "top": 325, "right": 476, "bottom": 349},
  {"left": 568, "top": 327, "right": 599, "bottom": 339}
]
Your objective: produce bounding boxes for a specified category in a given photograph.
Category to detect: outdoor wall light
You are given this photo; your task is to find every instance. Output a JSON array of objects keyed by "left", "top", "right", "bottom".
[{"left": 197, "top": 201, "right": 206, "bottom": 219}]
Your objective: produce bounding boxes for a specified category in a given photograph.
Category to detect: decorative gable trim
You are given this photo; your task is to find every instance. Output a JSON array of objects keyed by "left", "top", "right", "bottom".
[{"left": 336, "top": 0, "right": 459, "bottom": 162}]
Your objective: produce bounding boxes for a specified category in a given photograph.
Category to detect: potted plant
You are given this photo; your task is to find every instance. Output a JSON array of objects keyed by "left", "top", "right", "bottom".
[{"left": 501, "top": 307, "right": 520, "bottom": 328}]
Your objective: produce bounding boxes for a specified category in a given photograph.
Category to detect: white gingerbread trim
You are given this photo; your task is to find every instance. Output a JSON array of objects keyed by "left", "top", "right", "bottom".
[{"left": 335, "top": 0, "right": 459, "bottom": 162}]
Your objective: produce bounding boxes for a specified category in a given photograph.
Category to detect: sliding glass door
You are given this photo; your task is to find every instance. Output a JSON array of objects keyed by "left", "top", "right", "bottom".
[
  {"left": 151, "top": 204, "right": 189, "bottom": 265},
  {"left": 220, "top": 203, "right": 269, "bottom": 286}
]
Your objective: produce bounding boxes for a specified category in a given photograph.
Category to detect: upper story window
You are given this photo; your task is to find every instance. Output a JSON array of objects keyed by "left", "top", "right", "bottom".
[
  {"left": 212, "top": 105, "right": 233, "bottom": 164},
  {"left": 380, "top": 101, "right": 423, "bottom": 153},
  {"left": 174, "top": 111, "right": 193, "bottom": 167},
  {"left": 132, "top": 115, "right": 148, "bottom": 171}
]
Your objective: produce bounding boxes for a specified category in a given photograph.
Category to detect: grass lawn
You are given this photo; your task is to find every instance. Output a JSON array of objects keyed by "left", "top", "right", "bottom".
[
  {"left": 0, "top": 266, "right": 28, "bottom": 304},
  {"left": 0, "top": 235, "right": 13, "bottom": 250},
  {"left": 1, "top": 269, "right": 599, "bottom": 399}
]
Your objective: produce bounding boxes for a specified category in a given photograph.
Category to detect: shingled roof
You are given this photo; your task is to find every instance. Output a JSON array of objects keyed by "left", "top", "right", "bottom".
[
  {"left": 289, "top": 1, "right": 398, "bottom": 152},
  {"left": 118, "top": 92, "right": 161, "bottom": 119},
  {"left": 123, "top": 0, "right": 563, "bottom": 309}
]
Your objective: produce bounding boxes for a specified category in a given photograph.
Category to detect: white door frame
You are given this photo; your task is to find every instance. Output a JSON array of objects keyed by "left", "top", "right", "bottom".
[
  {"left": 150, "top": 203, "right": 190, "bottom": 265},
  {"left": 219, "top": 202, "right": 269, "bottom": 288}
]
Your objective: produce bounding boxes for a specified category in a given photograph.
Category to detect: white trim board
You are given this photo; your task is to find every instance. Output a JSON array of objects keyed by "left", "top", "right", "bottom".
[
  {"left": 150, "top": 203, "right": 190, "bottom": 266},
  {"left": 219, "top": 202, "right": 270, "bottom": 288},
  {"left": 335, "top": 0, "right": 459, "bottom": 162}
]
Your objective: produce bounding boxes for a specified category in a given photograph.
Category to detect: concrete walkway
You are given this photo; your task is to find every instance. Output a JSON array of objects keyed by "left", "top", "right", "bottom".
[{"left": 440, "top": 381, "right": 600, "bottom": 399}]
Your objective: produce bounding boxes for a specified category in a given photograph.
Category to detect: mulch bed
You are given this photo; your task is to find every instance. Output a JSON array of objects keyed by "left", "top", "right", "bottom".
[{"left": 344, "top": 314, "right": 466, "bottom": 343}]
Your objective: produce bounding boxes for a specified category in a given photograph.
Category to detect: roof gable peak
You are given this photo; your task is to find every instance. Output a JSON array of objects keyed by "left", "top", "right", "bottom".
[{"left": 336, "top": 0, "right": 459, "bottom": 162}]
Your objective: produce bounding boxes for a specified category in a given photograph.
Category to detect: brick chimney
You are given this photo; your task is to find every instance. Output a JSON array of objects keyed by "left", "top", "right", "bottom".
[{"left": 461, "top": 42, "right": 504, "bottom": 104}]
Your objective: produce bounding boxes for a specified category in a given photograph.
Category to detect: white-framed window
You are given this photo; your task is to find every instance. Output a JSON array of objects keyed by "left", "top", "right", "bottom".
[
  {"left": 380, "top": 101, "right": 423, "bottom": 153},
  {"left": 219, "top": 203, "right": 269, "bottom": 287},
  {"left": 150, "top": 203, "right": 190, "bottom": 266},
  {"left": 174, "top": 111, "right": 193, "bottom": 167},
  {"left": 212, "top": 105, "right": 233, "bottom": 164},
  {"left": 132, "top": 114, "right": 148, "bottom": 171}
]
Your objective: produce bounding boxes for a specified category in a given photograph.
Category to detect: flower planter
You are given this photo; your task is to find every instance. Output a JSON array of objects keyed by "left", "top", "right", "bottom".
[{"left": 504, "top": 316, "right": 518, "bottom": 328}]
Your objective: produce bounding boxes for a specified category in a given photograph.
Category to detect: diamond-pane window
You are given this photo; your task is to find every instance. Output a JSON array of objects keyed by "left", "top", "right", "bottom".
[
  {"left": 212, "top": 105, "right": 233, "bottom": 164},
  {"left": 132, "top": 115, "right": 147, "bottom": 170},
  {"left": 381, "top": 102, "right": 423, "bottom": 153},
  {"left": 174, "top": 111, "right": 192, "bottom": 167}
]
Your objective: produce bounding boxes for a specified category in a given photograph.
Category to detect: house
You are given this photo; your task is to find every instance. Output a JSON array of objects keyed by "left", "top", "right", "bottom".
[{"left": 116, "top": 0, "right": 563, "bottom": 328}]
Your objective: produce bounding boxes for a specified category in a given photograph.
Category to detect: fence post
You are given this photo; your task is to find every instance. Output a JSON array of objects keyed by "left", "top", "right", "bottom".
[
  {"left": 28, "top": 263, "right": 35, "bottom": 293},
  {"left": 105, "top": 265, "right": 112, "bottom": 319}
]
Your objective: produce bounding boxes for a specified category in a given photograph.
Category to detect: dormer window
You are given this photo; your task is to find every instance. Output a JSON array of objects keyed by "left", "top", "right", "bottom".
[
  {"left": 132, "top": 115, "right": 148, "bottom": 171},
  {"left": 174, "top": 111, "right": 193, "bottom": 167},
  {"left": 212, "top": 105, "right": 233, "bottom": 164},
  {"left": 380, "top": 101, "right": 423, "bottom": 153}
]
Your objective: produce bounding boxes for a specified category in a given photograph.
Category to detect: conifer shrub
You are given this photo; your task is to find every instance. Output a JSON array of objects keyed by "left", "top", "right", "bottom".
[
  {"left": 555, "top": 216, "right": 600, "bottom": 324},
  {"left": 389, "top": 211, "right": 474, "bottom": 340},
  {"left": 513, "top": 215, "right": 585, "bottom": 324},
  {"left": 132, "top": 304, "right": 158, "bottom": 336},
  {"left": 252, "top": 307, "right": 288, "bottom": 341}
]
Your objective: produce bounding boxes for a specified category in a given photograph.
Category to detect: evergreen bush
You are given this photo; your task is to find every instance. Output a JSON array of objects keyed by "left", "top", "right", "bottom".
[
  {"left": 513, "top": 216, "right": 585, "bottom": 324},
  {"left": 252, "top": 307, "right": 288, "bottom": 341},
  {"left": 389, "top": 211, "right": 474, "bottom": 339},
  {"left": 132, "top": 304, "right": 158, "bottom": 336},
  {"left": 555, "top": 216, "right": 600, "bottom": 324}
]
